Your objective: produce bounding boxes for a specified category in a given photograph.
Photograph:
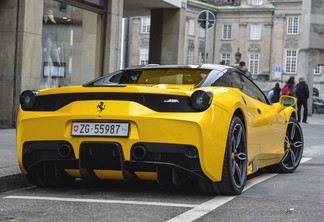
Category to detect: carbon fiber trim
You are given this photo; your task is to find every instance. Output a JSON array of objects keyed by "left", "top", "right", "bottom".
[{"left": 25, "top": 93, "right": 196, "bottom": 112}]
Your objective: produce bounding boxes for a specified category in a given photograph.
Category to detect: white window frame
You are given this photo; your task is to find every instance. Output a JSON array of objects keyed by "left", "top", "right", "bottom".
[
  {"left": 251, "top": 0, "right": 262, "bottom": 5},
  {"left": 188, "top": 19, "right": 195, "bottom": 36},
  {"left": 141, "top": 17, "right": 150, "bottom": 33},
  {"left": 284, "top": 49, "right": 298, "bottom": 74},
  {"left": 250, "top": 24, "right": 262, "bottom": 40},
  {"left": 221, "top": 53, "right": 231, "bottom": 65},
  {"left": 187, "top": 48, "right": 194, "bottom": 64},
  {"left": 249, "top": 54, "right": 260, "bottom": 75},
  {"left": 199, "top": 26, "right": 205, "bottom": 37},
  {"left": 287, "top": 16, "right": 299, "bottom": 35},
  {"left": 222, "top": 24, "right": 232, "bottom": 40},
  {"left": 314, "top": 65, "right": 322, "bottom": 75},
  {"left": 139, "top": 48, "right": 149, "bottom": 65},
  {"left": 198, "top": 51, "right": 205, "bottom": 63}
]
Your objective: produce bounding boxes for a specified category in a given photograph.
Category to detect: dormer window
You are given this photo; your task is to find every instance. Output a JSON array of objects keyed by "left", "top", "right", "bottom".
[
  {"left": 223, "top": 0, "right": 234, "bottom": 5},
  {"left": 251, "top": 0, "right": 262, "bottom": 5}
]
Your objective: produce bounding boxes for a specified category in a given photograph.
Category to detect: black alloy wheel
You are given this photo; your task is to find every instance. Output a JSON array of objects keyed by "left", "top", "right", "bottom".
[
  {"left": 266, "top": 117, "right": 303, "bottom": 173},
  {"left": 199, "top": 115, "right": 247, "bottom": 195}
]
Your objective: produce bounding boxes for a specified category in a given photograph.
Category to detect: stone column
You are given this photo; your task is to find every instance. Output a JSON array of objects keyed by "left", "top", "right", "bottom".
[
  {"left": 299, "top": 0, "right": 324, "bottom": 115},
  {"left": 0, "top": 0, "right": 43, "bottom": 128},
  {"left": 270, "top": 12, "right": 285, "bottom": 82},
  {"left": 103, "top": 0, "right": 124, "bottom": 73},
  {"left": 149, "top": 8, "right": 186, "bottom": 65}
]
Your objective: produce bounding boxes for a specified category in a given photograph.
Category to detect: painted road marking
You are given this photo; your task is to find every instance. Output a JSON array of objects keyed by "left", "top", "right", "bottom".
[
  {"left": 167, "top": 173, "right": 277, "bottom": 222},
  {"left": 300, "top": 157, "right": 311, "bottom": 163},
  {"left": 3, "top": 196, "right": 197, "bottom": 208},
  {"left": 166, "top": 157, "right": 312, "bottom": 222},
  {"left": 4, "top": 157, "right": 312, "bottom": 222}
]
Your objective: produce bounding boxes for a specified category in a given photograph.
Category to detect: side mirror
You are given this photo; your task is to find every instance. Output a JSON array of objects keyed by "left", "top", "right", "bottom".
[{"left": 279, "top": 96, "right": 296, "bottom": 107}]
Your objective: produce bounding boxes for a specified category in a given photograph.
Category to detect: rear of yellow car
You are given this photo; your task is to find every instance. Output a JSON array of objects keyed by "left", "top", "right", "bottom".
[{"left": 16, "top": 85, "right": 232, "bottom": 188}]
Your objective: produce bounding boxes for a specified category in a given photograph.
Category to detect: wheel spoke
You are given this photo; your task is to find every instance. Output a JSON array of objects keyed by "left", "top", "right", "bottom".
[
  {"left": 290, "top": 123, "right": 296, "bottom": 140},
  {"left": 234, "top": 124, "right": 242, "bottom": 148},
  {"left": 234, "top": 162, "right": 242, "bottom": 185},
  {"left": 231, "top": 158, "right": 236, "bottom": 175},
  {"left": 282, "top": 149, "right": 296, "bottom": 168},
  {"left": 232, "top": 152, "right": 246, "bottom": 186},
  {"left": 231, "top": 135, "right": 236, "bottom": 152},
  {"left": 289, "top": 149, "right": 296, "bottom": 167},
  {"left": 235, "top": 152, "right": 247, "bottom": 161},
  {"left": 293, "top": 141, "right": 303, "bottom": 148},
  {"left": 285, "top": 135, "right": 289, "bottom": 144},
  {"left": 282, "top": 149, "right": 290, "bottom": 164}
]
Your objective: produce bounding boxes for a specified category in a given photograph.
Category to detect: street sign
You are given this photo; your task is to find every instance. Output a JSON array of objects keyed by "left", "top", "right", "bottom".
[
  {"left": 197, "top": 10, "right": 215, "bottom": 30},
  {"left": 274, "top": 65, "right": 282, "bottom": 79}
]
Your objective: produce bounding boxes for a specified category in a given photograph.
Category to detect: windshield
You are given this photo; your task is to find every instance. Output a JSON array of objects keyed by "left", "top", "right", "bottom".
[{"left": 84, "top": 68, "right": 211, "bottom": 86}]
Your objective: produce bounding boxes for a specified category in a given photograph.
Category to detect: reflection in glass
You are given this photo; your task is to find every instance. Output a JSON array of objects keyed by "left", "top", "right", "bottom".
[{"left": 41, "top": 0, "right": 102, "bottom": 88}]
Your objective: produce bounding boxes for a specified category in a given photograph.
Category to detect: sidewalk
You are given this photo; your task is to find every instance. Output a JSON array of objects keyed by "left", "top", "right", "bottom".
[
  {"left": 0, "top": 128, "right": 30, "bottom": 192},
  {"left": 1, "top": 114, "right": 324, "bottom": 192}
]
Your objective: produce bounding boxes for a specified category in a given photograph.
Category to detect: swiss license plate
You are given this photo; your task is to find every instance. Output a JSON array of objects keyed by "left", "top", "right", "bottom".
[{"left": 71, "top": 122, "right": 129, "bottom": 137}]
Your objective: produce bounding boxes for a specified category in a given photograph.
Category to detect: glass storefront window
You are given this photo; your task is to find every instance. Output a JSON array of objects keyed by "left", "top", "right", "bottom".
[{"left": 41, "top": 0, "right": 103, "bottom": 88}]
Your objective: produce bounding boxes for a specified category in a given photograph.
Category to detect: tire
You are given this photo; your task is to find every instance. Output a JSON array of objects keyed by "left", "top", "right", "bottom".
[
  {"left": 266, "top": 117, "right": 303, "bottom": 173},
  {"left": 26, "top": 163, "right": 75, "bottom": 187},
  {"left": 199, "top": 116, "right": 247, "bottom": 195}
]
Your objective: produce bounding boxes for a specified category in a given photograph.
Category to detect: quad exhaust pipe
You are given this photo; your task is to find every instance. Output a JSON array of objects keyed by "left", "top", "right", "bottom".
[
  {"left": 58, "top": 143, "right": 72, "bottom": 158},
  {"left": 131, "top": 145, "right": 147, "bottom": 160}
]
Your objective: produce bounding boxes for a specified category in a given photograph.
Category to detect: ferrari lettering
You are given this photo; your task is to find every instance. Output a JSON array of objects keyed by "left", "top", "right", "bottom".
[{"left": 163, "top": 99, "right": 180, "bottom": 103}]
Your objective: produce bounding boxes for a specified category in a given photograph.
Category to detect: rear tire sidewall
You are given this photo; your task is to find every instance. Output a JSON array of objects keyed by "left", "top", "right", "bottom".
[
  {"left": 222, "top": 116, "right": 247, "bottom": 195},
  {"left": 279, "top": 117, "right": 303, "bottom": 173}
]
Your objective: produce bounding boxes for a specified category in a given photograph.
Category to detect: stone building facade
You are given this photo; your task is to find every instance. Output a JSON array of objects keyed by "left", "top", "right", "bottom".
[{"left": 127, "top": 0, "right": 324, "bottom": 97}]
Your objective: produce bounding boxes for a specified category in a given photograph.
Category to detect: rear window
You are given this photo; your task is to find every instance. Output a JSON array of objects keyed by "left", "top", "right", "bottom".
[{"left": 85, "top": 68, "right": 210, "bottom": 86}]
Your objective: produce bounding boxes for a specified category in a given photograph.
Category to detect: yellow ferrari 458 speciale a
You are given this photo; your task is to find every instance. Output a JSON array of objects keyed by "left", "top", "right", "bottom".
[{"left": 17, "top": 64, "right": 303, "bottom": 195}]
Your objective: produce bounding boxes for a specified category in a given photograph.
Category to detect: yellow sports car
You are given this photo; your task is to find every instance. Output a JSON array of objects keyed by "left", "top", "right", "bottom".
[{"left": 17, "top": 64, "right": 303, "bottom": 195}]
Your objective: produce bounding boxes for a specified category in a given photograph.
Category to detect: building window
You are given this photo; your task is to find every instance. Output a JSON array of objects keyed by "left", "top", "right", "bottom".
[
  {"left": 188, "top": 19, "right": 195, "bottom": 36},
  {"left": 285, "top": 50, "right": 297, "bottom": 74},
  {"left": 199, "top": 50, "right": 207, "bottom": 63},
  {"left": 250, "top": 24, "right": 261, "bottom": 40},
  {"left": 251, "top": 0, "right": 262, "bottom": 5},
  {"left": 314, "top": 66, "right": 322, "bottom": 75},
  {"left": 141, "top": 17, "right": 150, "bottom": 33},
  {"left": 140, "top": 48, "right": 149, "bottom": 65},
  {"left": 222, "top": 25, "right": 232, "bottom": 40},
  {"left": 187, "top": 48, "right": 194, "bottom": 64},
  {"left": 287, "top": 17, "right": 299, "bottom": 34},
  {"left": 221, "top": 53, "right": 231, "bottom": 65},
  {"left": 41, "top": 0, "right": 103, "bottom": 88},
  {"left": 223, "top": 0, "right": 233, "bottom": 4},
  {"left": 199, "top": 27, "right": 205, "bottom": 37},
  {"left": 249, "top": 54, "right": 260, "bottom": 75}
]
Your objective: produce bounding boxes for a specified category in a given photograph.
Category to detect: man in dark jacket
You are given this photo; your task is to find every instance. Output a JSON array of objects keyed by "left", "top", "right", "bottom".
[
  {"left": 269, "top": 83, "right": 281, "bottom": 103},
  {"left": 238, "top": 61, "right": 251, "bottom": 78},
  {"left": 296, "top": 77, "right": 310, "bottom": 123}
]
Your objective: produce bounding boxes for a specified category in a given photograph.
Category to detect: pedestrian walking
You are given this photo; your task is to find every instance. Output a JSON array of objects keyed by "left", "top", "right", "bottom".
[
  {"left": 268, "top": 83, "right": 281, "bottom": 103},
  {"left": 296, "top": 77, "right": 310, "bottom": 123},
  {"left": 282, "top": 76, "right": 296, "bottom": 97},
  {"left": 238, "top": 61, "right": 251, "bottom": 78}
]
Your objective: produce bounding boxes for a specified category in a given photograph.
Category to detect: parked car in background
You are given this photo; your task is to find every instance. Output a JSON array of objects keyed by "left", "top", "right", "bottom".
[{"left": 312, "top": 97, "right": 324, "bottom": 114}]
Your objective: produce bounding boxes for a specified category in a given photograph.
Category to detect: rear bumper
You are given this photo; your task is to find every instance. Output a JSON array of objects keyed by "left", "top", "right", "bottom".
[{"left": 22, "top": 141, "right": 204, "bottom": 185}]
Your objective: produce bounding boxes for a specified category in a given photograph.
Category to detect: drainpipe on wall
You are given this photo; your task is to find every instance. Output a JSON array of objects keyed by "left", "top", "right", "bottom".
[{"left": 12, "top": 0, "right": 20, "bottom": 128}]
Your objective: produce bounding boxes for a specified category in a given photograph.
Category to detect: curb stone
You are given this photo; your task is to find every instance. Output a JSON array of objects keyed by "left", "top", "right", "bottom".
[{"left": 0, "top": 166, "right": 31, "bottom": 193}]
